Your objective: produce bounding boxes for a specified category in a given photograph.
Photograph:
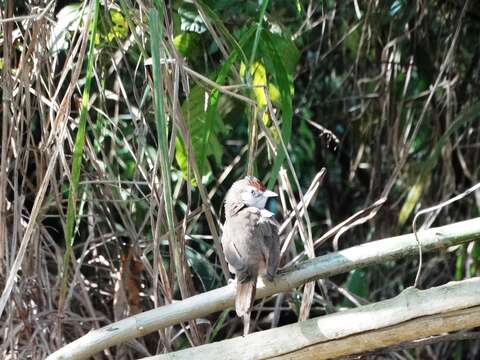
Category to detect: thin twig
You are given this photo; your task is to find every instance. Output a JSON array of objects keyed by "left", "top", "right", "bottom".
[
  {"left": 412, "top": 182, "right": 480, "bottom": 288},
  {"left": 0, "top": 0, "right": 55, "bottom": 24}
]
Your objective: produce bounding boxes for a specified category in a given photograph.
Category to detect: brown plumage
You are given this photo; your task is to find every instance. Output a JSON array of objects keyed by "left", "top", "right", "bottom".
[{"left": 221, "top": 176, "right": 280, "bottom": 335}]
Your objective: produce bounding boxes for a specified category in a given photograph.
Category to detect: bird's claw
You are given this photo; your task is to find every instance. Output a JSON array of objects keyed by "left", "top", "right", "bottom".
[{"left": 264, "top": 273, "right": 275, "bottom": 282}]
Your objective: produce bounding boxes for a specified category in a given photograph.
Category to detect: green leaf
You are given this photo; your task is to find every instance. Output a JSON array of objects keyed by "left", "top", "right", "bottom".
[
  {"left": 295, "top": 0, "right": 303, "bottom": 14},
  {"left": 150, "top": 4, "right": 189, "bottom": 298},
  {"left": 173, "top": 32, "right": 201, "bottom": 59},
  {"left": 268, "top": 83, "right": 281, "bottom": 105},
  {"left": 240, "top": 61, "right": 268, "bottom": 107},
  {"left": 248, "top": 0, "right": 269, "bottom": 71},
  {"left": 174, "top": 137, "right": 189, "bottom": 182},
  {"left": 60, "top": 0, "right": 99, "bottom": 308},
  {"left": 106, "top": 10, "right": 128, "bottom": 42},
  {"left": 345, "top": 22, "right": 362, "bottom": 56},
  {"left": 174, "top": 17, "right": 255, "bottom": 183},
  {"left": 177, "top": 27, "right": 256, "bottom": 182},
  {"left": 208, "top": 309, "right": 230, "bottom": 342},
  {"left": 341, "top": 269, "right": 369, "bottom": 308},
  {"left": 455, "top": 245, "right": 466, "bottom": 280},
  {"left": 260, "top": 31, "right": 298, "bottom": 188},
  {"left": 240, "top": 61, "right": 282, "bottom": 125},
  {"left": 186, "top": 245, "right": 221, "bottom": 291},
  {"left": 175, "top": 86, "right": 224, "bottom": 179},
  {"left": 470, "top": 241, "right": 480, "bottom": 276},
  {"left": 398, "top": 178, "right": 427, "bottom": 226},
  {"left": 266, "top": 33, "right": 300, "bottom": 76}
]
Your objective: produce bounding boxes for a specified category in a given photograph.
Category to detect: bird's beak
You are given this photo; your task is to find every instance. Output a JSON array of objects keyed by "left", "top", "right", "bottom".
[{"left": 263, "top": 190, "right": 278, "bottom": 198}]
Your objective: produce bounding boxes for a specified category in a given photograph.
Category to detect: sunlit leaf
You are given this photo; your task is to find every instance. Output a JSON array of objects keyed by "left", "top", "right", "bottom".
[
  {"left": 268, "top": 83, "right": 281, "bottom": 105},
  {"left": 173, "top": 32, "right": 201, "bottom": 60},
  {"left": 183, "top": 27, "right": 255, "bottom": 181},
  {"left": 107, "top": 10, "right": 128, "bottom": 41},
  {"left": 398, "top": 179, "right": 426, "bottom": 226},
  {"left": 241, "top": 61, "right": 268, "bottom": 107}
]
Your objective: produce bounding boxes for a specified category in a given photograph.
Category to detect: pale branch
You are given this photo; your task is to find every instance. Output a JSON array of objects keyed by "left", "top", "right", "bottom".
[
  {"left": 341, "top": 331, "right": 480, "bottom": 359},
  {"left": 47, "top": 217, "right": 480, "bottom": 360},
  {"left": 145, "top": 279, "right": 480, "bottom": 360}
]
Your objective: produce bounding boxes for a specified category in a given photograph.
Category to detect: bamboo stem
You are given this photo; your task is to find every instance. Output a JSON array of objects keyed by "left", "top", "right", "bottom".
[
  {"left": 47, "top": 217, "right": 480, "bottom": 360},
  {"left": 148, "top": 280, "right": 480, "bottom": 360}
]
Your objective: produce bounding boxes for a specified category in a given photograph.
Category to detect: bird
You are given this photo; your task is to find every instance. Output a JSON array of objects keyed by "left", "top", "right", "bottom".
[{"left": 221, "top": 176, "right": 280, "bottom": 336}]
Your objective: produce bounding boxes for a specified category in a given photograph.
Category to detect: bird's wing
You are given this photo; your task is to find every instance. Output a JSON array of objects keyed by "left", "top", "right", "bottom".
[
  {"left": 222, "top": 212, "right": 251, "bottom": 280},
  {"left": 256, "top": 212, "right": 280, "bottom": 280}
]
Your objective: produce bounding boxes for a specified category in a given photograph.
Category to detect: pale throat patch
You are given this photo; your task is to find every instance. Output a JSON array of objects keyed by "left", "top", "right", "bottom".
[
  {"left": 241, "top": 186, "right": 268, "bottom": 208},
  {"left": 247, "top": 207, "right": 274, "bottom": 218}
]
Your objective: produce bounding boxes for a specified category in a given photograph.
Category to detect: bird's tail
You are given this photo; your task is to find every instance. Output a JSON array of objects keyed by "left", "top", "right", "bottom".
[{"left": 235, "top": 280, "right": 256, "bottom": 336}]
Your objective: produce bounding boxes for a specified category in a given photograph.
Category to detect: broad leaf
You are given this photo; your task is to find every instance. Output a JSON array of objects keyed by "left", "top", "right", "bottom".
[
  {"left": 175, "top": 86, "right": 224, "bottom": 179},
  {"left": 260, "top": 31, "right": 299, "bottom": 187}
]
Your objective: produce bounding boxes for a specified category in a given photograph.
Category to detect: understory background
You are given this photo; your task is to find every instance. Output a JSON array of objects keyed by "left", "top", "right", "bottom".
[{"left": 0, "top": 0, "right": 479, "bottom": 358}]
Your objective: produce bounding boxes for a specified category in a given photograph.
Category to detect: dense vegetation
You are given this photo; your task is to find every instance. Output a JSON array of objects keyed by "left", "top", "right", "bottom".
[{"left": 1, "top": 0, "right": 479, "bottom": 358}]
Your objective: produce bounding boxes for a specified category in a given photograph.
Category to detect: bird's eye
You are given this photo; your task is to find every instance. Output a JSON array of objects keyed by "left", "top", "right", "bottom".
[{"left": 250, "top": 189, "right": 256, "bottom": 196}]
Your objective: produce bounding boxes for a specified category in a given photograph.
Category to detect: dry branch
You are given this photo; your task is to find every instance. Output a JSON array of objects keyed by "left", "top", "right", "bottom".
[
  {"left": 47, "top": 217, "right": 480, "bottom": 360},
  {"left": 146, "top": 279, "right": 480, "bottom": 360}
]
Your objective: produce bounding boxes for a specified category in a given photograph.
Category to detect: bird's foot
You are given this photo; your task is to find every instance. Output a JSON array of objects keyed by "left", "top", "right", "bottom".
[{"left": 262, "top": 273, "right": 275, "bottom": 283}]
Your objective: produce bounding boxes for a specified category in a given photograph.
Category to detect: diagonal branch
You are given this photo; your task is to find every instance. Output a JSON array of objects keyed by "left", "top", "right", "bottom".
[
  {"left": 149, "top": 280, "right": 480, "bottom": 360},
  {"left": 47, "top": 217, "right": 480, "bottom": 360}
]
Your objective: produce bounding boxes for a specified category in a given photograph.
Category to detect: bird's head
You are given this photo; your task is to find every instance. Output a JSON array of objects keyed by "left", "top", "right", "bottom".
[{"left": 225, "top": 176, "right": 277, "bottom": 209}]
